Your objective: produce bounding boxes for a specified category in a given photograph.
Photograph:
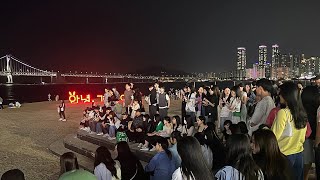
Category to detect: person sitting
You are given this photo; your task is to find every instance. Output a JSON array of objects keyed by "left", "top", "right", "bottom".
[
  {"left": 169, "top": 131, "right": 182, "bottom": 170},
  {"left": 131, "top": 99, "right": 140, "bottom": 119},
  {"left": 107, "top": 111, "right": 121, "bottom": 140},
  {"left": 1, "top": 169, "right": 25, "bottom": 180},
  {"left": 59, "top": 152, "right": 96, "bottom": 180},
  {"left": 118, "top": 112, "right": 132, "bottom": 132},
  {"left": 140, "top": 116, "right": 172, "bottom": 151},
  {"left": 94, "top": 146, "right": 121, "bottom": 180},
  {"left": 145, "top": 137, "right": 175, "bottom": 180},
  {"left": 89, "top": 106, "right": 100, "bottom": 134},
  {"left": 172, "top": 136, "right": 214, "bottom": 180},
  {"left": 215, "top": 134, "right": 264, "bottom": 180},
  {"left": 172, "top": 115, "right": 182, "bottom": 132},
  {"left": 80, "top": 107, "right": 91, "bottom": 132},
  {"left": 194, "top": 132, "right": 213, "bottom": 170},
  {"left": 181, "top": 115, "right": 195, "bottom": 137},
  {"left": 252, "top": 129, "right": 294, "bottom": 180},
  {"left": 127, "top": 109, "right": 147, "bottom": 143},
  {"left": 115, "top": 141, "right": 147, "bottom": 180}
]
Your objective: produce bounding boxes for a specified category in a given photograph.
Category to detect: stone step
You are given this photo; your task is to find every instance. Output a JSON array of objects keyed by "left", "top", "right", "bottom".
[
  {"left": 48, "top": 138, "right": 94, "bottom": 172},
  {"left": 77, "top": 130, "right": 156, "bottom": 162},
  {"left": 63, "top": 132, "right": 148, "bottom": 167},
  {"left": 63, "top": 134, "right": 99, "bottom": 160}
]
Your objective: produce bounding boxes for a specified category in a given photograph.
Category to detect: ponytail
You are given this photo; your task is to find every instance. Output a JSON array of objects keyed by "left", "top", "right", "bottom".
[{"left": 165, "top": 149, "right": 172, "bottom": 159}]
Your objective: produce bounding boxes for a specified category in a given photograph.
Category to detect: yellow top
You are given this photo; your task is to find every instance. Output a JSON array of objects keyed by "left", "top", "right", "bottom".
[{"left": 271, "top": 108, "right": 306, "bottom": 156}]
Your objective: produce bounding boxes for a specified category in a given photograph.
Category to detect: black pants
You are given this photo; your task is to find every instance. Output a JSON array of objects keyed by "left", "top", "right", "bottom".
[
  {"left": 149, "top": 105, "right": 157, "bottom": 120},
  {"left": 159, "top": 108, "right": 168, "bottom": 120},
  {"left": 127, "top": 131, "right": 145, "bottom": 143},
  {"left": 0, "top": 104, "right": 3, "bottom": 109},
  {"left": 59, "top": 111, "right": 66, "bottom": 119},
  {"left": 125, "top": 107, "right": 132, "bottom": 115}
]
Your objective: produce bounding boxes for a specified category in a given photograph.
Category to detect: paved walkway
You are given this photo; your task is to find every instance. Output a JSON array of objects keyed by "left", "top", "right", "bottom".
[{"left": 0, "top": 99, "right": 182, "bottom": 179}]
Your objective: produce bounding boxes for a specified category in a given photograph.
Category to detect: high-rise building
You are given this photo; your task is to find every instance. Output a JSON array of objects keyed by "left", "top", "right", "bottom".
[
  {"left": 259, "top": 45, "right": 267, "bottom": 67},
  {"left": 258, "top": 45, "right": 267, "bottom": 78},
  {"left": 271, "top": 44, "right": 280, "bottom": 79},
  {"left": 237, "top": 47, "right": 246, "bottom": 79},
  {"left": 237, "top": 47, "right": 246, "bottom": 70}
]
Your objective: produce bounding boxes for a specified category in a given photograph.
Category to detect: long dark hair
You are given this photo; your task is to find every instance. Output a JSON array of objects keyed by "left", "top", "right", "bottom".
[
  {"left": 252, "top": 129, "right": 292, "bottom": 180},
  {"left": 301, "top": 85, "right": 320, "bottom": 139},
  {"left": 172, "top": 115, "right": 181, "bottom": 131},
  {"left": 226, "top": 134, "right": 261, "bottom": 180},
  {"left": 177, "top": 136, "right": 214, "bottom": 180},
  {"left": 184, "top": 115, "right": 194, "bottom": 129},
  {"left": 279, "top": 82, "right": 307, "bottom": 129},
  {"left": 60, "top": 152, "right": 79, "bottom": 175},
  {"left": 94, "top": 146, "right": 118, "bottom": 179},
  {"left": 116, "top": 141, "right": 137, "bottom": 162}
]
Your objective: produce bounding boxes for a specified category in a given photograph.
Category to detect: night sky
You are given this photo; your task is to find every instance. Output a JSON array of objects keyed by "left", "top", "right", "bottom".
[{"left": 1, "top": 1, "right": 320, "bottom": 73}]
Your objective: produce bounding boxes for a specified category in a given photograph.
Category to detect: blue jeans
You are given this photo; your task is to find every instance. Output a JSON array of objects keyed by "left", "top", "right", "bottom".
[
  {"left": 109, "top": 125, "right": 116, "bottom": 137},
  {"left": 96, "top": 122, "right": 102, "bottom": 133},
  {"left": 287, "top": 152, "right": 303, "bottom": 180}
]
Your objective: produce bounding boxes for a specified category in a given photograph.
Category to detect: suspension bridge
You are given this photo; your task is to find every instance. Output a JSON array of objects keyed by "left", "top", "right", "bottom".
[{"left": 0, "top": 55, "right": 189, "bottom": 84}]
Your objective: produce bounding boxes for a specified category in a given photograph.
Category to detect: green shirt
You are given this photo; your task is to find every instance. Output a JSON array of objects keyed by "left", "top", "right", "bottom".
[
  {"left": 155, "top": 121, "right": 164, "bottom": 132},
  {"left": 59, "top": 169, "right": 97, "bottom": 180}
]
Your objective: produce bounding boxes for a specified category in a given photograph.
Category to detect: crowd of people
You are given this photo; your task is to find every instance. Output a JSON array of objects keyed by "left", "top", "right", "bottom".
[
  {"left": 72, "top": 77, "right": 320, "bottom": 180},
  {"left": 4, "top": 76, "right": 320, "bottom": 180}
]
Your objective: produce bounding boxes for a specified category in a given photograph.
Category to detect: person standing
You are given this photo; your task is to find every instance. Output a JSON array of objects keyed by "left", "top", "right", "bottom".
[
  {"left": 181, "top": 87, "right": 188, "bottom": 121},
  {"left": 0, "top": 96, "right": 3, "bottom": 109},
  {"left": 158, "top": 86, "right": 170, "bottom": 120},
  {"left": 104, "top": 89, "right": 110, "bottom": 107},
  {"left": 271, "top": 82, "right": 307, "bottom": 180},
  {"left": 148, "top": 84, "right": 158, "bottom": 120},
  {"left": 185, "top": 86, "right": 196, "bottom": 123},
  {"left": 59, "top": 100, "right": 66, "bottom": 121},
  {"left": 248, "top": 78, "right": 275, "bottom": 135},
  {"left": 124, "top": 83, "right": 133, "bottom": 114}
]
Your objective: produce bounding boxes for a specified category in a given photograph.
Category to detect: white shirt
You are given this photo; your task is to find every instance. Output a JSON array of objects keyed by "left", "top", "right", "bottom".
[
  {"left": 94, "top": 162, "right": 121, "bottom": 180},
  {"left": 185, "top": 92, "right": 196, "bottom": 112},
  {"left": 215, "top": 166, "right": 264, "bottom": 180},
  {"left": 172, "top": 167, "right": 195, "bottom": 180}
]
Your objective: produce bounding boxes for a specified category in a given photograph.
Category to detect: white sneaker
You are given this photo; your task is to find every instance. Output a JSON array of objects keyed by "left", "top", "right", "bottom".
[
  {"left": 59, "top": 118, "right": 63, "bottom": 121},
  {"left": 89, "top": 131, "right": 96, "bottom": 134},
  {"left": 80, "top": 127, "right": 85, "bottom": 130},
  {"left": 62, "top": 119, "right": 66, "bottom": 122},
  {"left": 149, "top": 147, "right": 156, "bottom": 152},
  {"left": 97, "top": 132, "right": 103, "bottom": 136},
  {"left": 102, "top": 134, "right": 109, "bottom": 137},
  {"left": 138, "top": 143, "right": 143, "bottom": 148},
  {"left": 108, "top": 137, "right": 116, "bottom": 140},
  {"left": 85, "top": 127, "right": 91, "bottom": 132},
  {"left": 140, "top": 147, "right": 149, "bottom": 151}
]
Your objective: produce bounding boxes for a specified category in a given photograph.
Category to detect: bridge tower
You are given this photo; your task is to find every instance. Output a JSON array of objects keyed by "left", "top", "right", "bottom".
[{"left": 6, "top": 55, "right": 13, "bottom": 83}]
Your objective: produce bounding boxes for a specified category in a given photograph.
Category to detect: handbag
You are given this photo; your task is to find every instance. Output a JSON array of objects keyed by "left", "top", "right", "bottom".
[{"left": 281, "top": 109, "right": 293, "bottom": 137}]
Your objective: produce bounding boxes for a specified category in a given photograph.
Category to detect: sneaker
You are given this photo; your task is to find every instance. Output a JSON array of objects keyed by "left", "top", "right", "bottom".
[
  {"left": 138, "top": 143, "right": 143, "bottom": 148},
  {"left": 96, "top": 132, "right": 103, "bottom": 136},
  {"left": 62, "top": 119, "right": 66, "bottom": 122},
  {"left": 140, "top": 147, "right": 149, "bottom": 151},
  {"left": 149, "top": 147, "right": 156, "bottom": 152},
  {"left": 80, "top": 127, "right": 85, "bottom": 130},
  {"left": 59, "top": 118, "right": 63, "bottom": 121},
  {"left": 102, "top": 134, "right": 109, "bottom": 137},
  {"left": 85, "top": 127, "right": 91, "bottom": 132},
  {"left": 108, "top": 137, "right": 116, "bottom": 140},
  {"left": 89, "top": 131, "right": 96, "bottom": 135}
]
